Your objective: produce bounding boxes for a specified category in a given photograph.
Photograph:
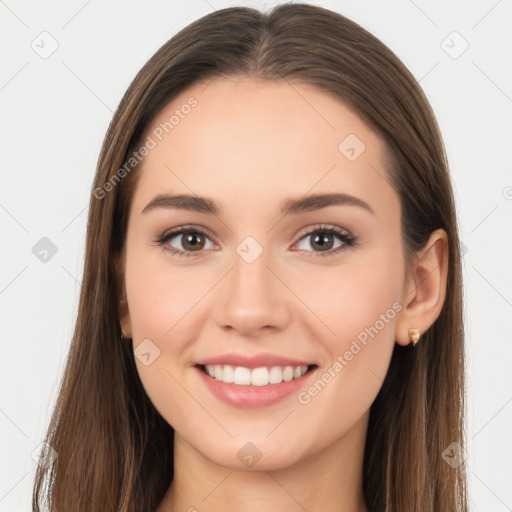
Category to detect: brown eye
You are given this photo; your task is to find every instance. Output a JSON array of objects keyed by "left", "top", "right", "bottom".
[
  {"left": 294, "top": 224, "right": 356, "bottom": 257},
  {"left": 157, "top": 227, "right": 215, "bottom": 258},
  {"left": 179, "top": 232, "right": 207, "bottom": 251},
  {"left": 156, "top": 224, "right": 356, "bottom": 259},
  {"left": 309, "top": 232, "right": 335, "bottom": 251}
]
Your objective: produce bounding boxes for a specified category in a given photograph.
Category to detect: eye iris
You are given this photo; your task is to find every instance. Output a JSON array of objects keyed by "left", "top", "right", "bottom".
[
  {"left": 182, "top": 232, "right": 205, "bottom": 251},
  {"left": 311, "top": 233, "right": 334, "bottom": 251}
]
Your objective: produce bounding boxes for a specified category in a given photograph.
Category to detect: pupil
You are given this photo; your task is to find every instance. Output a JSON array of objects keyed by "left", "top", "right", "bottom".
[
  {"left": 184, "top": 233, "right": 202, "bottom": 250},
  {"left": 314, "top": 233, "right": 332, "bottom": 250}
]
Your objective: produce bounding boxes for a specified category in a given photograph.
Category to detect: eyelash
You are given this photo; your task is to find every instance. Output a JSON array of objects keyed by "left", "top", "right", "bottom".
[{"left": 155, "top": 223, "right": 357, "bottom": 259}]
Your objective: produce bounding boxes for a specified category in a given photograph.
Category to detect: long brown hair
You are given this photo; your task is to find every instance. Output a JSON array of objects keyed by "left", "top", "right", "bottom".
[{"left": 32, "top": 4, "right": 468, "bottom": 511}]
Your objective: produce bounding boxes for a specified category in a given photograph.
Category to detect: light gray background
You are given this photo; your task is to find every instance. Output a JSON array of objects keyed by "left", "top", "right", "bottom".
[{"left": 1, "top": 0, "right": 511, "bottom": 510}]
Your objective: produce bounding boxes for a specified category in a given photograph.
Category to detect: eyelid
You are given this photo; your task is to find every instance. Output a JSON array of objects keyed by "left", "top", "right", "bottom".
[
  {"left": 291, "top": 223, "right": 356, "bottom": 257},
  {"left": 155, "top": 223, "right": 356, "bottom": 257},
  {"left": 155, "top": 224, "right": 217, "bottom": 252},
  {"left": 157, "top": 223, "right": 352, "bottom": 243},
  {"left": 294, "top": 223, "right": 352, "bottom": 240},
  {"left": 156, "top": 224, "right": 216, "bottom": 242}
]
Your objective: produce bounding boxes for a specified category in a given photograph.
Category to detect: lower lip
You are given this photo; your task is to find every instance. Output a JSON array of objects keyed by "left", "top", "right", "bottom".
[{"left": 195, "top": 366, "right": 317, "bottom": 408}]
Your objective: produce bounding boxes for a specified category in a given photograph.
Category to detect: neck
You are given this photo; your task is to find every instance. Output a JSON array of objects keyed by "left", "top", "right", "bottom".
[{"left": 157, "top": 413, "right": 369, "bottom": 512}]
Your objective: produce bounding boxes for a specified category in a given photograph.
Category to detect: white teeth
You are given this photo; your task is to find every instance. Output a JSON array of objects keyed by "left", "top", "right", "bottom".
[
  {"left": 251, "top": 367, "right": 269, "bottom": 386},
  {"left": 222, "top": 365, "right": 234, "bottom": 383},
  {"left": 269, "top": 366, "right": 283, "bottom": 384},
  {"left": 233, "top": 367, "right": 251, "bottom": 385},
  {"left": 282, "top": 367, "right": 294, "bottom": 382},
  {"left": 203, "top": 364, "right": 309, "bottom": 386}
]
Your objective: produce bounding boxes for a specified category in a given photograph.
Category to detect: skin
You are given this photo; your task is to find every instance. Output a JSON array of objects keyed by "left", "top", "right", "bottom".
[{"left": 116, "top": 77, "right": 448, "bottom": 512}]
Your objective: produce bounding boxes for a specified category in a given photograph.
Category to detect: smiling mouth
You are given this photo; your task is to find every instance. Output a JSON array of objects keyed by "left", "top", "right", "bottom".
[{"left": 197, "top": 364, "right": 318, "bottom": 386}]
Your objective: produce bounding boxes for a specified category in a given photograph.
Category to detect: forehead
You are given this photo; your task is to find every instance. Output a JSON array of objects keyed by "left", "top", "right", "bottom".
[{"left": 133, "top": 77, "right": 398, "bottom": 221}]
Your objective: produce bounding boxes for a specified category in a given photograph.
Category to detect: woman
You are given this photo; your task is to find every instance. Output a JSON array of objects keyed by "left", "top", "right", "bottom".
[{"left": 32, "top": 3, "right": 468, "bottom": 511}]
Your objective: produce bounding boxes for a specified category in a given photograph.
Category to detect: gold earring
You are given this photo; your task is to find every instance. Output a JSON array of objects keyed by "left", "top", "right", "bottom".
[{"left": 409, "top": 328, "right": 420, "bottom": 347}]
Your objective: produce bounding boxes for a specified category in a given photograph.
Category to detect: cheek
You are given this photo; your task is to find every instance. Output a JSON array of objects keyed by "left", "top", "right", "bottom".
[
  {"left": 124, "top": 237, "right": 209, "bottom": 341},
  {"left": 124, "top": 251, "right": 205, "bottom": 427},
  {"left": 293, "top": 249, "right": 402, "bottom": 349},
  {"left": 291, "top": 251, "right": 402, "bottom": 414}
]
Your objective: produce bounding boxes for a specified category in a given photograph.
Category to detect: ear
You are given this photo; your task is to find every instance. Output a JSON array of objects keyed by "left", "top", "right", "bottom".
[
  {"left": 114, "top": 254, "right": 133, "bottom": 339},
  {"left": 395, "top": 228, "right": 449, "bottom": 346}
]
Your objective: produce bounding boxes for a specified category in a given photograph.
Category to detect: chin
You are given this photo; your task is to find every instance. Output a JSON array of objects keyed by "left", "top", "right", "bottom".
[{"left": 192, "top": 434, "right": 310, "bottom": 472}]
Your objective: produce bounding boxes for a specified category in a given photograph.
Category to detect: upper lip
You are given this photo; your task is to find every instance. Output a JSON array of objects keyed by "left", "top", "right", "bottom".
[{"left": 195, "top": 352, "right": 315, "bottom": 369}]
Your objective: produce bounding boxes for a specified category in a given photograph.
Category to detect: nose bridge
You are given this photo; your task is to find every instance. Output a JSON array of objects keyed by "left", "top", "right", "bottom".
[
  {"left": 214, "top": 237, "right": 289, "bottom": 333},
  {"left": 230, "top": 240, "right": 277, "bottom": 310}
]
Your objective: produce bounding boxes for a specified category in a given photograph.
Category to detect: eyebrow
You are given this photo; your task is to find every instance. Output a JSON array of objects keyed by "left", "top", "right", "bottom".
[{"left": 141, "top": 192, "right": 375, "bottom": 217}]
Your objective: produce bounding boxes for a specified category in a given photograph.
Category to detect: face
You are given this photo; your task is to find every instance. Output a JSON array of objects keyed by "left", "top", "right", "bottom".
[{"left": 118, "top": 77, "right": 407, "bottom": 470}]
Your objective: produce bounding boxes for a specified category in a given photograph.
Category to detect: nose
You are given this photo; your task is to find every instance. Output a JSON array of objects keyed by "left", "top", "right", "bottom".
[{"left": 212, "top": 248, "right": 291, "bottom": 337}]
